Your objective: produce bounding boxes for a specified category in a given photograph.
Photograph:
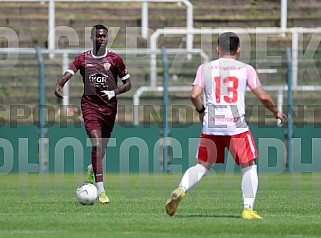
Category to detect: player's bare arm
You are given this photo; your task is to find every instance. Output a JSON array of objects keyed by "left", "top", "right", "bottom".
[
  {"left": 115, "top": 78, "right": 132, "bottom": 95},
  {"left": 252, "top": 86, "right": 288, "bottom": 123},
  {"left": 54, "top": 72, "right": 73, "bottom": 99},
  {"left": 191, "top": 85, "right": 205, "bottom": 122}
]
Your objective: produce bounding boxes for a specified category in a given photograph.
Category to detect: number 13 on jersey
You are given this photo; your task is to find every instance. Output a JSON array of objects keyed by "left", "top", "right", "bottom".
[{"left": 214, "top": 76, "right": 239, "bottom": 103}]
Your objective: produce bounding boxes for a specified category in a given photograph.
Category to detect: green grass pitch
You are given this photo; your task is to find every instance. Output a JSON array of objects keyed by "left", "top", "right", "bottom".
[{"left": 0, "top": 172, "right": 320, "bottom": 238}]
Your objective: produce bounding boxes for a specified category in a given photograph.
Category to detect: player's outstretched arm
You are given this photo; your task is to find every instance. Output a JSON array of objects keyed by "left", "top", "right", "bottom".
[
  {"left": 252, "top": 86, "right": 288, "bottom": 124},
  {"left": 54, "top": 72, "right": 73, "bottom": 99}
]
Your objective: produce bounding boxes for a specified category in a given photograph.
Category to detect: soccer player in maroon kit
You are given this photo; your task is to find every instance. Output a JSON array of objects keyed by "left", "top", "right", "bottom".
[{"left": 54, "top": 24, "right": 131, "bottom": 204}]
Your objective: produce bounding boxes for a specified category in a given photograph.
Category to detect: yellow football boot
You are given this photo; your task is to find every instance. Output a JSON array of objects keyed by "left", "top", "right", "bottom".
[{"left": 165, "top": 188, "right": 185, "bottom": 216}]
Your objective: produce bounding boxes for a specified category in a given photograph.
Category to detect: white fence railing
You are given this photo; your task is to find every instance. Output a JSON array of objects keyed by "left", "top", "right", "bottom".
[
  {"left": 0, "top": 47, "right": 208, "bottom": 112},
  {"left": 132, "top": 85, "right": 321, "bottom": 126},
  {"left": 0, "top": 0, "right": 290, "bottom": 55},
  {"left": 0, "top": 0, "right": 193, "bottom": 58},
  {"left": 1, "top": 47, "right": 321, "bottom": 125},
  {"left": 149, "top": 27, "right": 321, "bottom": 88}
]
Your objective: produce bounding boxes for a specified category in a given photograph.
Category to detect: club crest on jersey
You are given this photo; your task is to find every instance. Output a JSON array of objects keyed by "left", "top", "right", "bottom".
[{"left": 103, "top": 62, "right": 111, "bottom": 71}]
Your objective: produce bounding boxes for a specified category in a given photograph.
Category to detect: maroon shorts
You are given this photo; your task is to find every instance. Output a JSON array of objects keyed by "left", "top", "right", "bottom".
[
  {"left": 197, "top": 131, "right": 258, "bottom": 165},
  {"left": 81, "top": 103, "right": 117, "bottom": 138}
]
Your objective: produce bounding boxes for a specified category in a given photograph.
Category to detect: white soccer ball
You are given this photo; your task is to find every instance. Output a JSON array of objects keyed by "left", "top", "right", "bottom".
[{"left": 76, "top": 183, "right": 98, "bottom": 205}]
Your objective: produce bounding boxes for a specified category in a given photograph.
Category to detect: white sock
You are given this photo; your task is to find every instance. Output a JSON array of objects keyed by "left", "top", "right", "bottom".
[
  {"left": 96, "top": 182, "right": 105, "bottom": 194},
  {"left": 179, "top": 164, "right": 208, "bottom": 192},
  {"left": 241, "top": 165, "right": 258, "bottom": 209}
]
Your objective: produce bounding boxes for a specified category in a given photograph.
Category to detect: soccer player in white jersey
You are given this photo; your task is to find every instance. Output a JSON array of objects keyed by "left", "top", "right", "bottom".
[{"left": 165, "top": 32, "right": 287, "bottom": 219}]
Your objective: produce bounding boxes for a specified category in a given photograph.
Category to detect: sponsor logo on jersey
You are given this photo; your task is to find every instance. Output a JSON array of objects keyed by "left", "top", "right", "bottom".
[{"left": 89, "top": 74, "right": 108, "bottom": 85}]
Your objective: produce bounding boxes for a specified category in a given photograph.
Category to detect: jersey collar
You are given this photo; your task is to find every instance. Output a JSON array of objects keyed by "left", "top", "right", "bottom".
[{"left": 90, "top": 49, "right": 108, "bottom": 58}]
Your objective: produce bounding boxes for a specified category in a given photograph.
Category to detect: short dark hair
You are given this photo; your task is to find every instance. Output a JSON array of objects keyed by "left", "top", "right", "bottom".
[
  {"left": 91, "top": 24, "right": 108, "bottom": 36},
  {"left": 218, "top": 32, "right": 240, "bottom": 54}
]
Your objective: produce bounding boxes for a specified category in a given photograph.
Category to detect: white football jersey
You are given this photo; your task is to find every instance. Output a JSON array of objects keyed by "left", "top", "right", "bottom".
[{"left": 193, "top": 58, "right": 261, "bottom": 135}]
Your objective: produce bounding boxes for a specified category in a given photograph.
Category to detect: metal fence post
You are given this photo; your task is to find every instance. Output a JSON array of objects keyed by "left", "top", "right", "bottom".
[
  {"left": 36, "top": 48, "right": 48, "bottom": 172},
  {"left": 162, "top": 48, "right": 169, "bottom": 172},
  {"left": 286, "top": 47, "right": 293, "bottom": 172}
]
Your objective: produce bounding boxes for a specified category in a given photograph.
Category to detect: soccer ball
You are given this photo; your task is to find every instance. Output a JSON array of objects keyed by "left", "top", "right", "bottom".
[{"left": 76, "top": 183, "right": 98, "bottom": 205}]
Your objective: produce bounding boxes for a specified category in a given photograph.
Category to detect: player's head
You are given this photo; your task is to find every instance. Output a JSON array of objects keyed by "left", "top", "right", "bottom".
[
  {"left": 217, "top": 32, "right": 240, "bottom": 56},
  {"left": 91, "top": 24, "right": 108, "bottom": 52},
  {"left": 91, "top": 24, "right": 108, "bottom": 36}
]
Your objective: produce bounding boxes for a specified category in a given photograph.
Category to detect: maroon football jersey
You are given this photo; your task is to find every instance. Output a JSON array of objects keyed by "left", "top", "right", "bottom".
[{"left": 66, "top": 49, "right": 130, "bottom": 106}]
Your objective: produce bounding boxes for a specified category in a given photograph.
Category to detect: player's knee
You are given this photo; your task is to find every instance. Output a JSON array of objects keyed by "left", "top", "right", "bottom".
[
  {"left": 197, "top": 160, "right": 213, "bottom": 170},
  {"left": 240, "top": 159, "right": 256, "bottom": 168},
  {"left": 91, "top": 142, "right": 103, "bottom": 152}
]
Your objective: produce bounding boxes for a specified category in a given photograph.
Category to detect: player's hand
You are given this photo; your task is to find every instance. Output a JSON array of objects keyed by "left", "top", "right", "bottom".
[
  {"left": 55, "top": 84, "right": 63, "bottom": 99},
  {"left": 101, "top": 90, "right": 115, "bottom": 100},
  {"left": 275, "top": 111, "right": 287, "bottom": 126}
]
